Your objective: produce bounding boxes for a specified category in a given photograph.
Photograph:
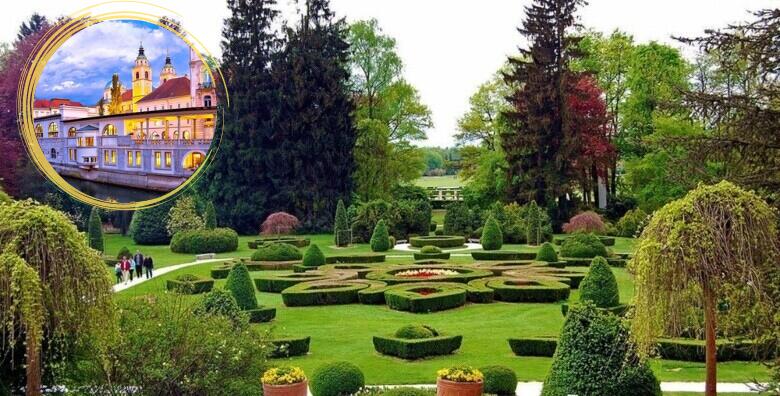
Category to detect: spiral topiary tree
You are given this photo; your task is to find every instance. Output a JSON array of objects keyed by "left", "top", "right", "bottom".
[
  {"left": 481, "top": 216, "right": 503, "bottom": 251},
  {"left": 224, "top": 263, "right": 257, "bottom": 310},
  {"left": 88, "top": 206, "right": 104, "bottom": 252},
  {"left": 630, "top": 181, "right": 780, "bottom": 396},
  {"left": 303, "top": 243, "right": 326, "bottom": 267},
  {"left": 579, "top": 257, "right": 619, "bottom": 308},
  {"left": 535, "top": 242, "right": 558, "bottom": 262},
  {"left": 370, "top": 219, "right": 390, "bottom": 252}
]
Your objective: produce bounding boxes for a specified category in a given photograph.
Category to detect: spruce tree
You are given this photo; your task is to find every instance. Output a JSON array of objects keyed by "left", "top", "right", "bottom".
[
  {"left": 502, "top": 0, "right": 585, "bottom": 227},
  {"left": 204, "top": 201, "right": 217, "bottom": 229},
  {"left": 87, "top": 207, "right": 104, "bottom": 252},
  {"left": 334, "top": 199, "right": 349, "bottom": 246}
]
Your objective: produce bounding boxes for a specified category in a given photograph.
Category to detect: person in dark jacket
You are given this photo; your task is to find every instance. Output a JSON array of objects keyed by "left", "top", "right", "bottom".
[
  {"left": 143, "top": 256, "right": 154, "bottom": 279},
  {"left": 133, "top": 250, "right": 144, "bottom": 279}
]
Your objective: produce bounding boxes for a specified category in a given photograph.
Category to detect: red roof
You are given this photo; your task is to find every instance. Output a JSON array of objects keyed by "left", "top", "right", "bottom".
[
  {"left": 136, "top": 76, "right": 190, "bottom": 103},
  {"left": 34, "top": 98, "right": 84, "bottom": 108},
  {"left": 120, "top": 89, "right": 133, "bottom": 101}
]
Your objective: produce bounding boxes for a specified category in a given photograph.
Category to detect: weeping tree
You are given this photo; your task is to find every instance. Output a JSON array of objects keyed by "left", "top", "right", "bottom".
[
  {"left": 630, "top": 181, "right": 779, "bottom": 396},
  {"left": 0, "top": 200, "right": 116, "bottom": 394}
]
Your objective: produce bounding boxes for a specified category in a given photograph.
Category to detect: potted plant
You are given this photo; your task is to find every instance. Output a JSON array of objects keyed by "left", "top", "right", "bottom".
[
  {"left": 261, "top": 366, "right": 308, "bottom": 396},
  {"left": 436, "top": 366, "right": 484, "bottom": 396}
]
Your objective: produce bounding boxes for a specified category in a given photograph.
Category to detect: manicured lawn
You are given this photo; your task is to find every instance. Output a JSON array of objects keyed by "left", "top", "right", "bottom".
[{"left": 414, "top": 175, "right": 464, "bottom": 188}]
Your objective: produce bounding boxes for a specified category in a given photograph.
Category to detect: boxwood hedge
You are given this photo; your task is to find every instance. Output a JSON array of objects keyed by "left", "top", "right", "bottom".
[
  {"left": 480, "top": 365, "right": 517, "bottom": 396},
  {"left": 170, "top": 227, "right": 239, "bottom": 254},
  {"left": 251, "top": 243, "right": 303, "bottom": 262},
  {"left": 471, "top": 251, "right": 538, "bottom": 261},
  {"left": 409, "top": 235, "right": 465, "bottom": 248},
  {"left": 656, "top": 338, "right": 769, "bottom": 362},
  {"left": 165, "top": 274, "right": 214, "bottom": 294},
  {"left": 479, "top": 277, "right": 570, "bottom": 303},
  {"left": 246, "top": 306, "right": 276, "bottom": 323},
  {"left": 384, "top": 284, "right": 468, "bottom": 313},
  {"left": 373, "top": 335, "right": 463, "bottom": 359},
  {"left": 281, "top": 281, "right": 370, "bottom": 306},
  {"left": 413, "top": 252, "right": 451, "bottom": 260},
  {"left": 508, "top": 337, "right": 558, "bottom": 357},
  {"left": 254, "top": 273, "right": 331, "bottom": 292},
  {"left": 248, "top": 237, "right": 310, "bottom": 249},
  {"left": 269, "top": 336, "right": 311, "bottom": 358},
  {"left": 325, "top": 253, "right": 386, "bottom": 264}
]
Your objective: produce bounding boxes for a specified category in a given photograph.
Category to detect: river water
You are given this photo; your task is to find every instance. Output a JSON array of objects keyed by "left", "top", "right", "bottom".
[{"left": 63, "top": 176, "right": 164, "bottom": 204}]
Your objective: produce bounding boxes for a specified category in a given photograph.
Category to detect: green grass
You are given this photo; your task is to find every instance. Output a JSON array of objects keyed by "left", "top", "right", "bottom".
[{"left": 414, "top": 175, "right": 464, "bottom": 188}]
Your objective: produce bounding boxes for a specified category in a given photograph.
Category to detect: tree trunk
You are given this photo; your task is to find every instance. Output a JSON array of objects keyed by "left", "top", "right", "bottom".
[
  {"left": 26, "top": 336, "right": 41, "bottom": 396},
  {"left": 703, "top": 282, "right": 717, "bottom": 396}
]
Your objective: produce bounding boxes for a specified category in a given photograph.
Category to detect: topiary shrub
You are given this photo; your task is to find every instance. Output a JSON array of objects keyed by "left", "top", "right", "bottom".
[
  {"left": 88, "top": 207, "right": 104, "bottom": 252},
  {"left": 195, "top": 288, "right": 244, "bottom": 326},
  {"left": 309, "top": 361, "right": 365, "bottom": 396},
  {"left": 480, "top": 365, "right": 517, "bottom": 395},
  {"left": 579, "top": 257, "right": 620, "bottom": 308},
  {"left": 541, "top": 304, "right": 661, "bottom": 396},
  {"left": 480, "top": 216, "right": 503, "bottom": 251},
  {"left": 224, "top": 263, "right": 257, "bottom": 310},
  {"left": 170, "top": 228, "right": 239, "bottom": 253},
  {"left": 204, "top": 201, "right": 217, "bottom": 229},
  {"left": 251, "top": 243, "right": 303, "bottom": 262},
  {"left": 562, "top": 211, "right": 606, "bottom": 234},
  {"left": 395, "top": 325, "right": 437, "bottom": 339},
  {"left": 370, "top": 219, "right": 391, "bottom": 252},
  {"left": 303, "top": 243, "right": 326, "bottom": 267},
  {"left": 130, "top": 202, "right": 173, "bottom": 245},
  {"left": 334, "top": 199, "right": 351, "bottom": 246},
  {"left": 616, "top": 208, "right": 649, "bottom": 237},
  {"left": 420, "top": 245, "right": 442, "bottom": 254},
  {"left": 535, "top": 242, "right": 558, "bottom": 262},
  {"left": 559, "top": 233, "right": 607, "bottom": 258},
  {"left": 116, "top": 246, "right": 131, "bottom": 260}
]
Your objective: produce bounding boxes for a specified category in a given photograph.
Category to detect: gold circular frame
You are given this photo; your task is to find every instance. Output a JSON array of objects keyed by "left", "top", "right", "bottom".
[{"left": 17, "top": 1, "right": 228, "bottom": 210}]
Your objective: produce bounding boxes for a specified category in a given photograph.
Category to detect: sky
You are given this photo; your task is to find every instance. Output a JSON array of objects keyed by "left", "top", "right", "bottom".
[
  {"left": 36, "top": 20, "right": 190, "bottom": 105},
  {"left": 7, "top": 0, "right": 778, "bottom": 146}
]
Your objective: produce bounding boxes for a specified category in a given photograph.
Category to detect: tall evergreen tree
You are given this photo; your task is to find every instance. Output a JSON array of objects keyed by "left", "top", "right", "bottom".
[
  {"left": 200, "top": 0, "right": 280, "bottom": 234},
  {"left": 501, "top": 0, "right": 585, "bottom": 227},
  {"left": 87, "top": 207, "right": 104, "bottom": 252},
  {"left": 268, "top": 0, "right": 357, "bottom": 231}
]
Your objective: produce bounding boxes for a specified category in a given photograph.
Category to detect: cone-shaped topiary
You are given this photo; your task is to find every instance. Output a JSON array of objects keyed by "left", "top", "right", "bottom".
[
  {"left": 579, "top": 257, "right": 620, "bottom": 308},
  {"left": 535, "top": 242, "right": 558, "bottom": 262},
  {"left": 310, "top": 361, "right": 365, "bottom": 396},
  {"left": 370, "top": 219, "right": 391, "bottom": 252},
  {"left": 481, "top": 365, "right": 517, "bottom": 396},
  {"left": 88, "top": 207, "right": 104, "bottom": 252},
  {"left": 116, "top": 246, "right": 131, "bottom": 260},
  {"left": 303, "top": 243, "right": 326, "bottom": 267},
  {"left": 334, "top": 199, "right": 350, "bottom": 246},
  {"left": 480, "top": 216, "right": 503, "bottom": 251},
  {"left": 541, "top": 304, "right": 661, "bottom": 396},
  {"left": 224, "top": 263, "right": 257, "bottom": 310},
  {"left": 204, "top": 201, "right": 217, "bottom": 229}
]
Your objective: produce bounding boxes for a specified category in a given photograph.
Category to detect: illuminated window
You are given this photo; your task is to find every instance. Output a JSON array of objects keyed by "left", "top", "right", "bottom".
[
  {"left": 104, "top": 150, "right": 109, "bottom": 163},
  {"left": 68, "top": 127, "right": 76, "bottom": 137},
  {"left": 68, "top": 149, "right": 76, "bottom": 161},
  {"left": 127, "top": 151, "right": 133, "bottom": 167},
  {"left": 182, "top": 130, "right": 190, "bottom": 139},
  {"left": 154, "top": 151, "right": 161, "bottom": 168},
  {"left": 35, "top": 124, "right": 43, "bottom": 138},
  {"left": 111, "top": 150, "right": 116, "bottom": 164},
  {"left": 135, "top": 151, "right": 142, "bottom": 166},
  {"left": 164, "top": 152, "right": 171, "bottom": 167},
  {"left": 48, "top": 122, "right": 59, "bottom": 137},
  {"left": 103, "top": 124, "right": 116, "bottom": 136}
]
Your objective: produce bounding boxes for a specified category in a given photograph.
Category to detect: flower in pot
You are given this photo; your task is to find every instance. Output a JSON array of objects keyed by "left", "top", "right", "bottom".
[
  {"left": 262, "top": 366, "right": 308, "bottom": 396},
  {"left": 436, "top": 366, "right": 484, "bottom": 396}
]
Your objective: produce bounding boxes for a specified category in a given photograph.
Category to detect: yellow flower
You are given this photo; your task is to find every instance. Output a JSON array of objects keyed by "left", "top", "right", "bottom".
[
  {"left": 437, "top": 366, "right": 483, "bottom": 383},
  {"left": 262, "top": 366, "right": 307, "bottom": 385}
]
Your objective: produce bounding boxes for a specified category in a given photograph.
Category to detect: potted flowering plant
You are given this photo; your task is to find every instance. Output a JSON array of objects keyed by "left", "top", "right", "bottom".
[
  {"left": 261, "top": 366, "right": 308, "bottom": 396},
  {"left": 436, "top": 365, "right": 484, "bottom": 396}
]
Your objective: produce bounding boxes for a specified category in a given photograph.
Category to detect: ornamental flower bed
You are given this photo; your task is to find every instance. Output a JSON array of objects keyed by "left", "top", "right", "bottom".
[{"left": 396, "top": 268, "right": 460, "bottom": 278}]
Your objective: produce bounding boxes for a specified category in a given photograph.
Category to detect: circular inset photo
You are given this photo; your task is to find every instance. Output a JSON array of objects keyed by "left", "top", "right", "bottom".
[{"left": 30, "top": 18, "right": 219, "bottom": 207}]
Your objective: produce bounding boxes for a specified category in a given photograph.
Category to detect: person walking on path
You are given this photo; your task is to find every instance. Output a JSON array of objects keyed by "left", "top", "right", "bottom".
[
  {"left": 120, "top": 256, "right": 131, "bottom": 285},
  {"left": 114, "top": 262, "right": 122, "bottom": 284},
  {"left": 133, "top": 250, "right": 144, "bottom": 279},
  {"left": 127, "top": 257, "right": 135, "bottom": 281},
  {"left": 143, "top": 256, "right": 154, "bottom": 279}
]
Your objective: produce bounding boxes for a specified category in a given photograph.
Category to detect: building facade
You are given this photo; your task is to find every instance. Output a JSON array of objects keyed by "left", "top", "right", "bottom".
[{"left": 35, "top": 45, "right": 217, "bottom": 192}]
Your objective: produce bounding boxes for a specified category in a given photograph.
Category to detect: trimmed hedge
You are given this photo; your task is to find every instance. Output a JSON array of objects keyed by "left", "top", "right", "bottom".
[
  {"left": 420, "top": 245, "right": 442, "bottom": 254},
  {"left": 269, "top": 336, "right": 311, "bottom": 358},
  {"left": 170, "top": 228, "right": 239, "bottom": 254},
  {"left": 281, "top": 281, "right": 369, "bottom": 306},
  {"left": 325, "top": 253, "right": 386, "bottom": 264},
  {"left": 483, "top": 277, "right": 570, "bottom": 303},
  {"left": 248, "top": 237, "right": 310, "bottom": 249},
  {"left": 395, "top": 324, "right": 438, "bottom": 339},
  {"left": 656, "top": 338, "right": 767, "bottom": 362},
  {"left": 225, "top": 263, "right": 257, "bottom": 310},
  {"left": 384, "top": 284, "right": 467, "bottom": 313},
  {"left": 373, "top": 335, "right": 463, "bottom": 359},
  {"left": 480, "top": 216, "right": 503, "bottom": 251},
  {"left": 554, "top": 235, "right": 615, "bottom": 246},
  {"left": 210, "top": 259, "right": 296, "bottom": 278},
  {"left": 535, "top": 242, "right": 558, "bottom": 262},
  {"left": 471, "top": 251, "right": 537, "bottom": 261},
  {"left": 559, "top": 233, "right": 608, "bottom": 258},
  {"left": 246, "top": 306, "right": 276, "bottom": 323},
  {"left": 310, "top": 361, "right": 364, "bottom": 396},
  {"left": 251, "top": 243, "right": 302, "bottom": 261},
  {"left": 409, "top": 235, "right": 465, "bottom": 248},
  {"left": 562, "top": 257, "right": 626, "bottom": 267},
  {"left": 165, "top": 274, "right": 214, "bottom": 294},
  {"left": 254, "top": 273, "right": 331, "bottom": 292},
  {"left": 413, "top": 252, "right": 451, "bottom": 260},
  {"left": 561, "top": 303, "right": 629, "bottom": 317},
  {"left": 480, "top": 365, "right": 517, "bottom": 396},
  {"left": 116, "top": 246, "right": 131, "bottom": 259},
  {"left": 579, "top": 257, "right": 620, "bottom": 308},
  {"left": 370, "top": 220, "right": 391, "bottom": 252},
  {"left": 303, "top": 243, "right": 326, "bottom": 267},
  {"left": 508, "top": 337, "right": 558, "bottom": 357}
]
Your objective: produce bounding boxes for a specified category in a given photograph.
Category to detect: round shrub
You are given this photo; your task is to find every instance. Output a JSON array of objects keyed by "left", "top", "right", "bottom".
[
  {"left": 309, "top": 361, "right": 365, "bottom": 396},
  {"left": 116, "top": 246, "right": 131, "bottom": 259},
  {"left": 480, "top": 216, "right": 503, "bottom": 251},
  {"left": 394, "top": 325, "right": 437, "bottom": 339},
  {"left": 562, "top": 211, "right": 606, "bottom": 234},
  {"left": 251, "top": 243, "right": 302, "bottom": 262},
  {"left": 225, "top": 263, "right": 258, "bottom": 310},
  {"left": 170, "top": 228, "right": 239, "bottom": 254},
  {"left": 303, "top": 243, "right": 326, "bottom": 267},
  {"left": 370, "top": 219, "right": 391, "bottom": 252},
  {"left": 559, "top": 233, "right": 607, "bottom": 258},
  {"left": 420, "top": 245, "right": 442, "bottom": 254},
  {"left": 579, "top": 257, "right": 619, "bottom": 308},
  {"left": 130, "top": 201, "right": 173, "bottom": 245},
  {"left": 616, "top": 208, "right": 649, "bottom": 237},
  {"left": 480, "top": 365, "right": 517, "bottom": 395},
  {"left": 382, "top": 387, "right": 432, "bottom": 396},
  {"left": 195, "top": 288, "right": 244, "bottom": 326},
  {"left": 535, "top": 242, "right": 558, "bottom": 262}
]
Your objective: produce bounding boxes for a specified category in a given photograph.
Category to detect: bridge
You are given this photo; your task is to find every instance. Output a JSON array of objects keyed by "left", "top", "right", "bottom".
[{"left": 426, "top": 186, "right": 463, "bottom": 203}]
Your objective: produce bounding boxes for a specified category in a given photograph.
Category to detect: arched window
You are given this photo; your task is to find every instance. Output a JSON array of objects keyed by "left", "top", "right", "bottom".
[
  {"left": 145, "top": 71, "right": 149, "bottom": 79},
  {"left": 135, "top": 72, "right": 139, "bottom": 79},
  {"left": 182, "top": 130, "right": 190, "bottom": 140},
  {"left": 68, "top": 127, "right": 77, "bottom": 137},
  {"left": 204, "top": 95, "right": 212, "bottom": 108},
  {"left": 183, "top": 151, "right": 205, "bottom": 170},
  {"left": 35, "top": 124, "right": 43, "bottom": 138},
  {"left": 48, "top": 122, "right": 59, "bottom": 137},
  {"left": 102, "top": 124, "right": 116, "bottom": 136},
  {"left": 50, "top": 148, "right": 56, "bottom": 159},
  {"left": 172, "top": 130, "right": 179, "bottom": 139}
]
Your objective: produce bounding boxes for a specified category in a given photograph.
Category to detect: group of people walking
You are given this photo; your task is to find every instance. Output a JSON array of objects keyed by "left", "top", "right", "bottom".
[{"left": 115, "top": 250, "right": 154, "bottom": 284}]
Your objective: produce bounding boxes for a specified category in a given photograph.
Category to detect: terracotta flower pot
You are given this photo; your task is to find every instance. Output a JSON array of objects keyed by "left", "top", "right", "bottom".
[
  {"left": 263, "top": 380, "right": 308, "bottom": 396},
  {"left": 437, "top": 378, "right": 483, "bottom": 396}
]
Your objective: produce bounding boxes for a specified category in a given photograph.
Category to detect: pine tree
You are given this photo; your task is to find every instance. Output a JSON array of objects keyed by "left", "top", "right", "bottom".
[
  {"left": 204, "top": 201, "right": 217, "bottom": 229},
  {"left": 87, "top": 207, "right": 104, "bottom": 252},
  {"left": 334, "top": 199, "right": 349, "bottom": 246},
  {"left": 502, "top": 0, "right": 585, "bottom": 228},
  {"left": 268, "top": 0, "right": 357, "bottom": 232}
]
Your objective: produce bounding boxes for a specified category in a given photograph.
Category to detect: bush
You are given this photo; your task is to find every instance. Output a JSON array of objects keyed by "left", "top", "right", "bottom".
[
  {"left": 270, "top": 336, "right": 311, "bottom": 358},
  {"left": 255, "top": 273, "right": 332, "bottom": 292},
  {"left": 325, "top": 253, "right": 386, "bottom": 264},
  {"left": 562, "top": 211, "right": 606, "bottom": 234},
  {"left": 480, "top": 365, "right": 517, "bottom": 395},
  {"left": 350, "top": 200, "right": 397, "bottom": 243},
  {"left": 443, "top": 202, "right": 480, "bottom": 237},
  {"left": 251, "top": 243, "right": 303, "bottom": 262},
  {"left": 471, "top": 251, "right": 537, "bottom": 261},
  {"left": 655, "top": 338, "right": 767, "bottom": 362},
  {"left": 195, "top": 288, "right": 244, "bottom": 326},
  {"left": 393, "top": 197, "right": 433, "bottom": 239},
  {"left": 310, "top": 361, "right": 365, "bottom": 396},
  {"left": 165, "top": 274, "right": 214, "bottom": 294},
  {"left": 130, "top": 201, "right": 173, "bottom": 245},
  {"left": 246, "top": 307, "right": 276, "bottom": 323},
  {"left": 541, "top": 304, "right": 661, "bottom": 396},
  {"left": 281, "top": 282, "right": 366, "bottom": 306},
  {"left": 395, "top": 325, "right": 437, "bottom": 339},
  {"left": 430, "top": 222, "right": 437, "bottom": 232},
  {"left": 170, "top": 228, "right": 239, "bottom": 254},
  {"left": 373, "top": 335, "right": 462, "bottom": 360},
  {"left": 559, "top": 233, "right": 607, "bottom": 258},
  {"left": 303, "top": 243, "right": 326, "bottom": 267},
  {"left": 523, "top": 201, "right": 553, "bottom": 245},
  {"left": 370, "top": 220, "right": 391, "bottom": 252},
  {"left": 535, "top": 242, "right": 558, "bottom": 262},
  {"left": 508, "top": 337, "right": 558, "bottom": 357},
  {"left": 480, "top": 216, "right": 503, "bottom": 251},
  {"left": 88, "top": 207, "right": 104, "bottom": 252},
  {"left": 409, "top": 235, "right": 465, "bottom": 248},
  {"left": 250, "top": 237, "right": 310, "bottom": 249},
  {"left": 484, "top": 278, "right": 570, "bottom": 303},
  {"left": 116, "top": 246, "right": 131, "bottom": 260},
  {"left": 420, "top": 245, "right": 442, "bottom": 254},
  {"left": 616, "top": 208, "right": 649, "bottom": 237},
  {"left": 167, "top": 195, "right": 205, "bottom": 237},
  {"left": 225, "top": 263, "right": 258, "bottom": 310},
  {"left": 579, "top": 257, "right": 619, "bottom": 308},
  {"left": 203, "top": 201, "right": 217, "bottom": 229},
  {"left": 384, "top": 285, "right": 467, "bottom": 313},
  {"left": 334, "top": 199, "right": 350, "bottom": 246}
]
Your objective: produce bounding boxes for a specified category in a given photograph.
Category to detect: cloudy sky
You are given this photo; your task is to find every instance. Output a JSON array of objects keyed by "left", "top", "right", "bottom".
[
  {"left": 36, "top": 20, "right": 190, "bottom": 105},
  {"left": 7, "top": 0, "right": 778, "bottom": 146}
]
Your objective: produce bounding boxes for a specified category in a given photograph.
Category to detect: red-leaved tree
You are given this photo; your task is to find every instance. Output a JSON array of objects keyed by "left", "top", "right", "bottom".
[
  {"left": 260, "top": 212, "right": 300, "bottom": 236},
  {"left": 562, "top": 210, "right": 607, "bottom": 234}
]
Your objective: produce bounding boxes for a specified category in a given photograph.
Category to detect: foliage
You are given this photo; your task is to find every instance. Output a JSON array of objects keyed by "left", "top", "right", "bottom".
[
  {"left": 130, "top": 201, "right": 173, "bottom": 245},
  {"left": 480, "top": 365, "right": 517, "bottom": 395},
  {"left": 420, "top": 245, "right": 442, "bottom": 254},
  {"left": 334, "top": 199, "right": 350, "bottom": 246},
  {"left": 169, "top": 228, "right": 239, "bottom": 254},
  {"left": 579, "top": 257, "right": 620, "bottom": 308},
  {"left": 350, "top": 197, "right": 431, "bottom": 242},
  {"left": 262, "top": 366, "right": 307, "bottom": 385},
  {"left": 251, "top": 243, "right": 303, "bottom": 262},
  {"left": 535, "top": 242, "right": 558, "bottom": 262},
  {"left": 303, "top": 243, "right": 326, "bottom": 267},
  {"left": 350, "top": 200, "right": 397, "bottom": 242},
  {"left": 456, "top": 71, "right": 510, "bottom": 150},
  {"left": 523, "top": 201, "right": 552, "bottom": 245},
  {"left": 195, "top": 288, "right": 245, "bottom": 327},
  {"left": 370, "top": 219, "right": 391, "bottom": 252},
  {"left": 616, "top": 208, "right": 649, "bottom": 237},
  {"left": 480, "top": 216, "right": 503, "bottom": 251},
  {"left": 373, "top": 335, "right": 462, "bottom": 360},
  {"left": 203, "top": 201, "right": 217, "bottom": 229},
  {"left": 116, "top": 246, "right": 131, "bottom": 259},
  {"left": 562, "top": 211, "right": 606, "bottom": 234},
  {"left": 436, "top": 366, "right": 484, "bottom": 383},
  {"left": 87, "top": 207, "right": 104, "bottom": 252},
  {"left": 310, "top": 361, "right": 365, "bottom": 396},
  {"left": 225, "top": 263, "right": 258, "bottom": 310},
  {"left": 261, "top": 212, "right": 300, "bottom": 236},
  {"left": 166, "top": 195, "right": 205, "bottom": 237},
  {"left": 443, "top": 202, "right": 480, "bottom": 237},
  {"left": 394, "top": 325, "right": 437, "bottom": 339},
  {"left": 541, "top": 304, "right": 661, "bottom": 396},
  {"left": 559, "top": 233, "right": 608, "bottom": 258},
  {"left": 460, "top": 147, "right": 507, "bottom": 209}
]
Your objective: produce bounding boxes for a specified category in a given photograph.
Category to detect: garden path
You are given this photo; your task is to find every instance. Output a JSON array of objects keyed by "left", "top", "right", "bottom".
[{"left": 112, "top": 258, "right": 227, "bottom": 293}]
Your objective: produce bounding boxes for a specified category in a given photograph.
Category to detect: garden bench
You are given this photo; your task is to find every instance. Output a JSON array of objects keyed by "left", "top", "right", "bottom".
[
  {"left": 467, "top": 238, "right": 480, "bottom": 244},
  {"left": 195, "top": 253, "right": 216, "bottom": 261}
]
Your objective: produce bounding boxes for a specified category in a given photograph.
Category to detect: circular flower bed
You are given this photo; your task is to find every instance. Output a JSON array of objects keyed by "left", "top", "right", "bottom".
[
  {"left": 409, "top": 235, "right": 466, "bottom": 248},
  {"left": 366, "top": 266, "right": 493, "bottom": 285},
  {"left": 396, "top": 268, "right": 460, "bottom": 278}
]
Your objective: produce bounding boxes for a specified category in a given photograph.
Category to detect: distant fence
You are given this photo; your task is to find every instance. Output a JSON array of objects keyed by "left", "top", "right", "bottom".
[{"left": 427, "top": 187, "right": 463, "bottom": 205}]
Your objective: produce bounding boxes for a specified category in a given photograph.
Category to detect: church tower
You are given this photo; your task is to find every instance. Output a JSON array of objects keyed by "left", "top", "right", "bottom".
[
  {"left": 131, "top": 43, "right": 152, "bottom": 111},
  {"left": 159, "top": 52, "right": 176, "bottom": 85}
]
